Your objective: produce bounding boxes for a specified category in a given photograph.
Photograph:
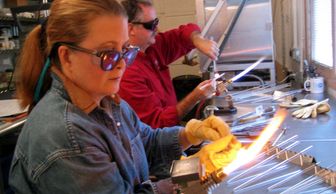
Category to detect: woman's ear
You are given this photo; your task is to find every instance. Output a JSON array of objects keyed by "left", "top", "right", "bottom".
[{"left": 57, "top": 45, "right": 73, "bottom": 73}]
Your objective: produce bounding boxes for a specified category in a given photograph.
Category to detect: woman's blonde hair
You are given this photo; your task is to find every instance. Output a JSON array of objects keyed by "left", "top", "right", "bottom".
[{"left": 15, "top": 0, "right": 127, "bottom": 109}]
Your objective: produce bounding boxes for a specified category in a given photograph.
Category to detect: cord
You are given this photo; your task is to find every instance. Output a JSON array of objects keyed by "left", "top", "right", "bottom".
[{"left": 278, "top": 73, "right": 296, "bottom": 84}]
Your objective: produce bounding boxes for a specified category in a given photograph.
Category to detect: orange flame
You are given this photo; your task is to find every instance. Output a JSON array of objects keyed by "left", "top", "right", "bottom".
[{"left": 223, "top": 109, "right": 287, "bottom": 175}]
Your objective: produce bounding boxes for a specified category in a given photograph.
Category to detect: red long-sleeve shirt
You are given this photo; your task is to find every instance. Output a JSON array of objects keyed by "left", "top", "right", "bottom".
[{"left": 119, "top": 23, "right": 201, "bottom": 128}]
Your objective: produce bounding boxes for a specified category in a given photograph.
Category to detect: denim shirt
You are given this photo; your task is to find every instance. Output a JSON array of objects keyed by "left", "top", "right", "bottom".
[{"left": 9, "top": 74, "right": 183, "bottom": 194}]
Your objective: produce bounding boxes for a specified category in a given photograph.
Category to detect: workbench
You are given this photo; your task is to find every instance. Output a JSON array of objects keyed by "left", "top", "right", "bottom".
[
  {"left": 1, "top": 91, "right": 336, "bottom": 193},
  {"left": 0, "top": 91, "right": 25, "bottom": 137},
  {"left": 210, "top": 92, "right": 336, "bottom": 193},
  {"left": 0, "top": 91, "right": 21, "bottom": 194}
]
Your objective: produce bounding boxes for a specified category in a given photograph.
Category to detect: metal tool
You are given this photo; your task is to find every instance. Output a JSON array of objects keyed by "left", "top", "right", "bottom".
[
  {"left": 203, "top": 105, "right": 219, "bottom": 118},
  {"left": 171, "top": 157, "right": 228, "bottom": 194},
  {"left": 228, "top": 105, "right": 275, "bottom": 127},
  {"left": 230, "top": 118, "right": 271, "bottom": 133},
  {"left": 213, "top": 95, "right": 237, "bottom": 114}
]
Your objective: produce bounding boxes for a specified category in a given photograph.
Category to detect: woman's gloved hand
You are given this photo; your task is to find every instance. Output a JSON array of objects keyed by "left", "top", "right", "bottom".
[
  {"left": 188, "top": 135, "right": 241, "bottom": 174},
  {"left": 184, "top": 115, "right": 231, "bottom": 145}
]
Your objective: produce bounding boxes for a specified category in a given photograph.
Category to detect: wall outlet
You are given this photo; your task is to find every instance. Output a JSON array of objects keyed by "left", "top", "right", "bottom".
[{"left": 289, "top": 48, "right": 300, "bottom": 62}]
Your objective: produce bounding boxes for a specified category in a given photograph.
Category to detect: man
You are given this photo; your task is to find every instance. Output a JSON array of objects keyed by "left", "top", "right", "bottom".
[{"left": 119, "top": 0, "right": 219, "bottom": 128}]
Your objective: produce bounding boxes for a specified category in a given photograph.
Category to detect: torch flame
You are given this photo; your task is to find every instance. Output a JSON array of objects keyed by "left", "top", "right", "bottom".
[{"left": 223, "top": 109, "right": 287, "bottom": 175}]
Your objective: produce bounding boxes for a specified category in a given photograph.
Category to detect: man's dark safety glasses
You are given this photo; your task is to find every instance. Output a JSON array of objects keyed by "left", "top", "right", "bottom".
[
  {"left": 59, "top": 43, "right": 140, "bottom": 71},
  {"left": 132, "top": 18, "right": 159, "bottom": 31}
]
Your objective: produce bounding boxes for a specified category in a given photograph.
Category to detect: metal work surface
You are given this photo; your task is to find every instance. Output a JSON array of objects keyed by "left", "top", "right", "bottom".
[
  {"left": 0, "top": 91, "right": 26, "bottom": 137},
  {"left": 211, "top": 92, "right": 336, "bottom": 193}
]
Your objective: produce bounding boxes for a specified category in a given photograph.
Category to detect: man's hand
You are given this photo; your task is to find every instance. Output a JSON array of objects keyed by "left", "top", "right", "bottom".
[
  {"left": 193, "top": 80, "right": 216, "bottom": 99},
  {"left": 191, "top": 32, "right": 219, "bottom": 60}
]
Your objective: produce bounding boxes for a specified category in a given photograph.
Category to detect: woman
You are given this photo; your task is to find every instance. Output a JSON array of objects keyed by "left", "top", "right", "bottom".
[{"left": 9, "top": 0, "right": 234, "bottom": 193}]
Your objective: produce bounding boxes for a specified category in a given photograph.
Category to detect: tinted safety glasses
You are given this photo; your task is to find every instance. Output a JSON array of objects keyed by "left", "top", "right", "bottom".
[
  {"left": 132, "top": 18, "right": 159, "bottom": 31},
  {"left": 59, "top": 42, "right": 140, "bottom": 71}
]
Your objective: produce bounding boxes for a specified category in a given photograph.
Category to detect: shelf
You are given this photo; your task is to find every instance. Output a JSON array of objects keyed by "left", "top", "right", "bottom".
[
  {"left": 0, "top": 49, "right": 19, "bottom": 55},
  {"left": 9, "top": 3, "right": 51, "bottom": 13},
  {"left": 7, "top": 3, "right": 51, "bottom": 32},
  {"left": 0, "top": 15, "right": 39, "bottom": 24}
]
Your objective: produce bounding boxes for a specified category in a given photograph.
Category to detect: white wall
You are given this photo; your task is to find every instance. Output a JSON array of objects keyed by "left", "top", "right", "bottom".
[
  {"left": 272, "top": 0, "right": 307, "bottom": 83},
  {"left": 153, "top": 0, "right": 202, "bottom": 78},
  {"left": 152, "top": 0, "right": 306, "bottom": 80}
]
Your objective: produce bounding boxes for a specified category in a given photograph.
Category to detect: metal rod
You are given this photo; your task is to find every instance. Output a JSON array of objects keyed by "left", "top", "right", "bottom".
[
  {"left": 272, "top": 127, "right": 287, "bottom": 146},
  {"left": 228, "top": 139, "right": 300, "bottom": 183},
  {"left": 316, "top": 186, "right": 335, "bottom": 194},
  {"left": 228, "top": 164, "right": 289, "bottom": 185},
  {"left": 298, "top": 187, "right": 333, "bottom": 194},
  {"left": 236, "top": 89, "right": 302, "bottom": 104},
  {"left": 268, "top": 162, "right": 320, "bottom": 191},
  {"left": 257, "top": 135, "right": 298, "bottom": 159},
  {"left": 231, "top": 83, "right": 290, "bottom": 100},
  {"left": 232, "top": 168, "right": 299, "bottom": 192},
  {"left": 298, "top": 139, "right": 336, "bottom": 142},
  {"left": 293, "top": 178, "right": 324, "bottom": 193},
  {"left": 281, "top": 177, "right": 324, "bottom": 194},
  {"left": 280, "top": 163, "right": 336, "bottom": 194},
  {"left": 233, "top": 146, "right": 313, "bottom": 192},
  {"left": 228, "top": 161, "right": 278, "bottom": 176}
]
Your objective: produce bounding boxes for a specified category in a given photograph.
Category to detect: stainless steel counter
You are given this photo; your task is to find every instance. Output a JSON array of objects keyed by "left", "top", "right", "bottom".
[
  {"left": 0, "top": 91, "right": 26, "bottom": 137},
  {"left": 211, "top": 92, "right": 336, "bottom": 193}
]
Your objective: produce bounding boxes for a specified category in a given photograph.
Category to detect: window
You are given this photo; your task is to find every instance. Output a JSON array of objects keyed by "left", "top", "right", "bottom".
[{"left": 310, "top": 0, "right": 333, "bottom": 67}]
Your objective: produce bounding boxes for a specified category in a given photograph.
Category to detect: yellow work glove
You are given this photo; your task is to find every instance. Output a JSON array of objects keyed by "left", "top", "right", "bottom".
[
  {"left": 184, "top": 115, "right": 230, "bottom": 145},
  {"left": 188, "top": 135, "right": 241, "bottom": 174},
  {"left": 280, "top": 99, "right": 318, "bottom": 108},
  {"left": 292, "top": 101, "right": 330, "bottom": 119}
]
